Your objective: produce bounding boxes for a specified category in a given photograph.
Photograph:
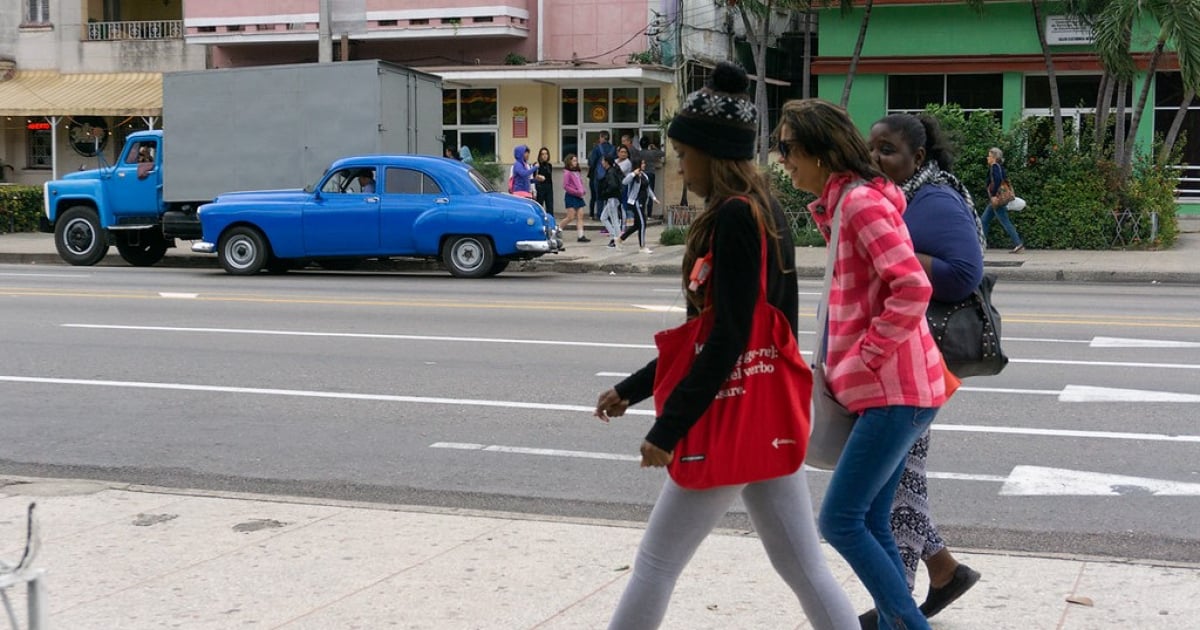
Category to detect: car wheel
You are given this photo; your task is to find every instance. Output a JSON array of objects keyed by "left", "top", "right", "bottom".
[
  {"left": 316, "top": 258, "right": 360, "bottom": 271},
  {"left": 54, "top": 206, "right": 109, "bottom": 266},
  {"left": 484, "top": 259, "right": 510, "bottom": 277},
  {"left": 218, "top": 226, "right": 270, "bottom": 275},
  {"left": 442, "top": 235, "right": 495, "bottom": 278},
  {"left": 115, "top": 229, "right": 169, "bottom": 267}
]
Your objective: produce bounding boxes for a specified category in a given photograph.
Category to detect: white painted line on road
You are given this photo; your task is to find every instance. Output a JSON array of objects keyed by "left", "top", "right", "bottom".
[
  {"left": 1059, "top": 385, "right": 1200, "bottom": 403},
  {"left": 1090, "top": 336, "right": 1200, "bottom": 349},
  {"left": 1012, "top": 358, "right": 1200, "bottom": 370},
  {"left": 958, "top": 386, "right": 1060, "bottom": 396},
  {"left": 60, "top": 324, "right": 658, "bottom": 350},
  {"left": 430, "top": 442, "right": 1008, "bottom": 482},
  {"left": 1005, "top": 336, "right": 1090, "bottom": 344},
  {"left": 431, "top": 442, "right": 640, "bottom": 462},
  {"left": 3, "top": 375, "right": 1198, "bottom": 443},
  {"left": 0, "top": 272, "right": 92, "bottom": 278},
  {"left": 1000, "top": 466, "right": 1200, "bottom": 496},
  {"left": 596, "top": 372, "right": 632, "bottom": 377},
  {"left": 159, "top": 292, "right": 198, "bottom": 299},
  {"left": 631, "top": 304, "right": 686, "bottom": 313}
]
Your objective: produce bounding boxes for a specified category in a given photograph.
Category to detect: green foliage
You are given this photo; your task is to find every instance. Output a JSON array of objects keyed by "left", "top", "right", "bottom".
[
  {"left": 503, "top": 53, "right": 527, "bottom": 66},
  {"left": 470, "top": 154, "right": 505, "bottom": 188},
  {"left": 659, "top": 227, "right": 686, "bottom": 246},
  {"left": 627, "top": 50, "right": 658, "bottom": 65},
  {"left": 0, "top": 185, "right": 44, "bottom": 234},
  {"left": 922, "top": 104, "right": 1179, "bottom": 250},
  {"left": 766, "top": 166, "right": 824, "bottom": 247}
]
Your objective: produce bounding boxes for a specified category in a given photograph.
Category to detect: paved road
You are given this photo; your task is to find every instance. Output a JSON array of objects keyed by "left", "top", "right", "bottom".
[{"left": 1, "top": 264, "right": 1198, "bottom": 563}]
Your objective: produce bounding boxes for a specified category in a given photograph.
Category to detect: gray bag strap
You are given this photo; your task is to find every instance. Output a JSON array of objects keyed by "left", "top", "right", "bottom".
[{"left": 815, "top": 181, "right": 865, "bottom": 366}]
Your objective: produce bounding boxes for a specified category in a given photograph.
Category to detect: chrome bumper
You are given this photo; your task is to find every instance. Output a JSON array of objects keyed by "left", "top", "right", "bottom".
[
  {"left": 515, "top": 240, "right": 552, "bottom": 253},
  {"left": 191, "top": 241, "right": 216, "bottom": 254}
]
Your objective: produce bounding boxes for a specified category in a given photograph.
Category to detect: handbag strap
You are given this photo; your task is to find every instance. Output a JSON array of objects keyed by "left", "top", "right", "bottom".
[{"left": 815, "top": 181, "right": 865, "bottom": 365}]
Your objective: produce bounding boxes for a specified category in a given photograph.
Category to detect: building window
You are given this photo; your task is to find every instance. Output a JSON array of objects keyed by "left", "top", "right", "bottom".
[
  {"left": 1154, "top": 71, "right": 1200, "bottom": 201},
  {"left": 27, "top": 126, "right": 52, "bottom": 169},
  {"left": 443, "top": 88, "right": 498, "bottom": 161},
  {"left": 24, "top": 0, "right": 50, "bottom": 25},
  {"left": 887, "top": 74, "right": 1003, "bottom": 114},
  {"left": 562, "top": 87, "right": 663, "bottom": 166}
]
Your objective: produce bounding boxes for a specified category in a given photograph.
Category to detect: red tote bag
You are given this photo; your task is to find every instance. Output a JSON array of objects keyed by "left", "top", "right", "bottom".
[{"left": 653, "top": 232, "right": 812, "bottom": 490}]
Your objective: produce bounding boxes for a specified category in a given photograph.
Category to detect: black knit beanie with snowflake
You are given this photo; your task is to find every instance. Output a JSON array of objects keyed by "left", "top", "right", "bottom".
[{"left": 667, "top": 61, "right": 758, "bottom": 160}]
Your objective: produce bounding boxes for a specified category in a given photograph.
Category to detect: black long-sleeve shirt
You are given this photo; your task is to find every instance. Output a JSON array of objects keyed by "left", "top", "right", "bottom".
[{"left": 613, "top": 197, "right": 798, "bottom": 452}]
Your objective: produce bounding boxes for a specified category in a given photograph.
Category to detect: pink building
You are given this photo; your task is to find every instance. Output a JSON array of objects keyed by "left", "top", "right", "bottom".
[{"left": 183, "top": 0, "right": 680, "bottom": 183}]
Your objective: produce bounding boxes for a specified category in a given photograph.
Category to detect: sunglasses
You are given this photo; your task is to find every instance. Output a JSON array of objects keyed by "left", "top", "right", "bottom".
[{"left": 775, "top": 138, "right": 796, "bottom": 159}]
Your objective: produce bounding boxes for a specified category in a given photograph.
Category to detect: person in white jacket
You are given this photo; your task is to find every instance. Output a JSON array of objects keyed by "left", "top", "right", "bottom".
[{"left": 617, "top": 159, "right": 659, "bottom": 253}]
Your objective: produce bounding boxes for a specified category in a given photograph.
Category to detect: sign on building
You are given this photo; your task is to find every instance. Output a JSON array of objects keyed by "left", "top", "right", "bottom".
[{"left": 1045, "top": 16, "right": 1094, "bottom": 45}]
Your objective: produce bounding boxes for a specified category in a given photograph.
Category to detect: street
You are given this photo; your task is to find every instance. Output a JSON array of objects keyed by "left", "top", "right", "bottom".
[{"left": 2, "top": 264, "right": 1199, "bottom": 564}]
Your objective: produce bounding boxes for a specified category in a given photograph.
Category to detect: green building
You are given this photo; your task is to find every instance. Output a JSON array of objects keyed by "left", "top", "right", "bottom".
[{"left": 813, "top": 0, "right": 1199, "bottom": 210}]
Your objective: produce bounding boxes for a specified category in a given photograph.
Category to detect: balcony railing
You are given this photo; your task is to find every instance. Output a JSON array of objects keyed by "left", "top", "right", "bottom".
[{"left": 85, "top": 20, "right": 184, "bottom": 42}]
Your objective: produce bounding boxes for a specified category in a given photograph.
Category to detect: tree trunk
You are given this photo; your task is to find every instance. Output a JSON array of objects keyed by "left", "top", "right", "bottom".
[
  {"left": 1159, "top": 88, "right": 1195, "bottom": 164},
  {"left": 802, "top": 11, "right": 812, "bottom": 99},
  {"left": 841, "top": 0, "right": 873, "bottom": 108},
  {"left": 737, "top": 3, "right": 773, "bottom": 164},
  {"left": 1114, "top": 78, "right": 1128, "bottom": 163},
  {"left": 1122, "top": 37, "right": 1166, "bottom": 174},
  {"left": 1094, "top": 71, "right": 1114, "bottom": 150},
  {"left": 1031, "top": 0, "right": 1064, "bottom": 146}
]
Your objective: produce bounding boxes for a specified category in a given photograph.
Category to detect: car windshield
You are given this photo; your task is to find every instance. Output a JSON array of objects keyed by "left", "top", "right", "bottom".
[{"left": 466, "top": 168, "right": 497, "bottom": 193}]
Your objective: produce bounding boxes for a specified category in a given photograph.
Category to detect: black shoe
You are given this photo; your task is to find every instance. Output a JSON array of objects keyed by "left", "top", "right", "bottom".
[
  {"left": 919, "top": 564, "right": 981, "bottom": 619},
  {"left": 577, "top": 235, "right": 591, "bottom": 243},
  {"left": 858, "top": 608, "right": 878, "bottom": 630}
]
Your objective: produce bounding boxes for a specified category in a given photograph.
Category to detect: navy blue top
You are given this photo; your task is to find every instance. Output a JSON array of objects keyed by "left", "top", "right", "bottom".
[
  {"left": 986, "top": 162, "right": 1007, "bottom": 197},
  {"left": 903, "top": 183, "right": 985, "bottom": 303}
]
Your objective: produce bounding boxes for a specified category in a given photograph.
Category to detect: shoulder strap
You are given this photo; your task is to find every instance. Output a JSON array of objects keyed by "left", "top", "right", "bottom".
[{"left": 815, "top": 181, "right": 865, "bottom": 364}]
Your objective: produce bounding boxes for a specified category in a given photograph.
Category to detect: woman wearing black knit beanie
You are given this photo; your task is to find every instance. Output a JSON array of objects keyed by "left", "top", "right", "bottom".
[{"left": 593, "top": 61, "right": 858, "bottom": 629}]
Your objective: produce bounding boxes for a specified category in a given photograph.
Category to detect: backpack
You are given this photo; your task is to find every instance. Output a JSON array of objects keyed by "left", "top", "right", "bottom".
[{"left": 601, "top": 167, "right": 622, "bottom": 199}]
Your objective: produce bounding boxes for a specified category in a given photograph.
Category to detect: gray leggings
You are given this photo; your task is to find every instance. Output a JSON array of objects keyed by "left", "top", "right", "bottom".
[{"left": 608, "top": 470, "right": 858, "bottom": 630}]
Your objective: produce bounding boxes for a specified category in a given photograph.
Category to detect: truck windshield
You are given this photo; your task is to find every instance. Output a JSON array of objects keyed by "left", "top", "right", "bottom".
[{"left": 467, "top": 168, "right": 497, "bottom": 193}]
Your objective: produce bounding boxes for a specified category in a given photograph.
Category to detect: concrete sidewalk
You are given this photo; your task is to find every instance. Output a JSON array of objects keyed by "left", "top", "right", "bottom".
[
  {"left": 3, "top": 215, "right": 1199, "bottom": 282},
  {"left": 1, "top": 477, "right": 1196, "bottom": 629}
]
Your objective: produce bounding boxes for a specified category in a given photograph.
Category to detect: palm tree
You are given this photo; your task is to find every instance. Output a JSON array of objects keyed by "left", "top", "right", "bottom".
[
  {"left": 1031, "top": 0, "right": 1066, "bottom": 146},
  {"left": 1093, "top": 0, "right": 1200, "bottom": 174},
  {"left": 840, "top": 0, "right": 873, "bottom": 108}
]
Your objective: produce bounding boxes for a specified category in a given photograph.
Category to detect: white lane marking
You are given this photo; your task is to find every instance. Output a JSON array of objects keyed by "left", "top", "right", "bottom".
[
  {"left": 1000, "top": 466, "right": 1200, "bottom": 496},
  {"left": 0, "top": 272, "right": 92, "bottom": 278},
  {"left": 1059, "top": 385, "right": 1200, "bottom": 403},
  {"left": 61, "top": 324, "right": 1200, "bottom": 370},
  {"left": 959, "top": 386, "right": 1060, "bottom": 396},
  {"left": 596, "top": 372, "right": 632, "bottom": 377},
  {"left": 2, "top": 375, "right": 1197, "bottom": 444},
  {"left": 159, "top": 292, "right": 198, "bottom": 299},
  {"left": 1012, "top": 358, "right": 1200, "bottom": 370},
  {"left": 61, "top": 324, "right": 658, "bottom": 350},
  {"left": 431, "top": 442, "right": 640, "bottom": 462},
  {"left": 631, "top": 304, "right": 686, "bottom": 313},
  {"left": 1005, "top": 336, "right": 1090, "bottom": 344},
  {"left": 1090, "top": 336, "right": 1200, "bottom": 349}
]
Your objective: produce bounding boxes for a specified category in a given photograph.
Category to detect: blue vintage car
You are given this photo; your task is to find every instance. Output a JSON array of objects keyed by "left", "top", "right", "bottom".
[{"left": 192, "top": 155, "right": 562, "bottom": 278}]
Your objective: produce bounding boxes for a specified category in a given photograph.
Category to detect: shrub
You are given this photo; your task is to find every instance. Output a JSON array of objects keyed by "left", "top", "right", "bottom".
[
  {"left": 470, "top": 154, "right": 505, "bottom": 188},
  {"left": 1124, "top": 151, "right": 1179, "bottom": 248},
  {"left": 659, "top": 226, "right": 686, "bottom": 246},
  {"left": 766, "top": 166, "right": 823, "bottom": 246},
  {"left": 923, "top": 104, "right": 1006, "bottom": 212},
  {"left": 0, "top": 186, "right": 44, "bottom": 234}
]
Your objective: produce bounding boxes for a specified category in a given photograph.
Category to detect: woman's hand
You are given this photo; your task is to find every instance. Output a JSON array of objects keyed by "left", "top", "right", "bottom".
[
  {"left": 640, "top": 441, "right": 673, "bottom": 468},
  {"left": 594, "top": 388, "right": 629, "bottom": 422}
]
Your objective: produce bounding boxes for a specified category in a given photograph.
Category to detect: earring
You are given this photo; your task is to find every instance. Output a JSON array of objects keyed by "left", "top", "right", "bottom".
[{"left": 816, "top": 158, "right": 822, "bottom": 169}]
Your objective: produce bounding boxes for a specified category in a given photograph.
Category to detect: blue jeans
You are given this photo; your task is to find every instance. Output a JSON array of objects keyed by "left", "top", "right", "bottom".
[
  {"left": 981, "top": 203, "right": 1022, "bottom": 248},
  {"left": 819, "top": 405, "right": 939, "bottom": 630}
]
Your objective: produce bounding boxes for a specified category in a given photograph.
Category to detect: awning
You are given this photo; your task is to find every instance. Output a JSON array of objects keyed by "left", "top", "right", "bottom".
[{"left": 0, "top": 71, "right": 162, "bottom": 117}]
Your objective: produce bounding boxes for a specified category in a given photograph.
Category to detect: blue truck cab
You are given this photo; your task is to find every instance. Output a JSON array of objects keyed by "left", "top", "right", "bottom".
[{"left": 42, "top": 130, "right": 202, "bottom": 266}]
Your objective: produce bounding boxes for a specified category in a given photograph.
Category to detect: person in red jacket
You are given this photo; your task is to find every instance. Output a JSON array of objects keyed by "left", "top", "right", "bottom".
[
  {"left": 775, "top": 98, "right": 946, "bottom": 630},
  {"left": 593, "top": 63, "right": 857, "bottom": 630}
]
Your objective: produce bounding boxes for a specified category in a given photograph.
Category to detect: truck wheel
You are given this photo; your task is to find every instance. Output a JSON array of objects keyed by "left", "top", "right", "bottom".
[
  {"left": 115, "top": 229, "right": 169, "bottom": 267},
  {"left": 484, "top": 259, "right": 510, "bottom": 277},
  {"left": 218, "top": 226, "right": 270, "bottom": 275},
  {"left": 442, "top": 235, "right": 495, "bottom": 278},
  {"left": 54, "top": 206, "right": 109, "bottom": 266}
]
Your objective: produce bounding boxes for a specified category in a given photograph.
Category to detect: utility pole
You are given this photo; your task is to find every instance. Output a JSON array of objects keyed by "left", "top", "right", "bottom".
[{"left": 318, "top": 0, "right": 332, "bottom": 63}]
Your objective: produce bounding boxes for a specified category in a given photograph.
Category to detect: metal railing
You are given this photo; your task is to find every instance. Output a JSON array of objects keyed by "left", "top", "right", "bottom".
[
  {"left": 1169, "top": 164, "right": 1200, "bottom": 203},
  {"left": 0, "top": 504, "right": 44, "bottom": 630},
  {"left": 84, "top": 20, "right": 183, "bottom": 41}
]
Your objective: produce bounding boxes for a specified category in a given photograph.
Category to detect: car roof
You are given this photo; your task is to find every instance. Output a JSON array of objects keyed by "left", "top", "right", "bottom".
[{"left": 328, "top": 155, "right": 467, "bottom": 173}]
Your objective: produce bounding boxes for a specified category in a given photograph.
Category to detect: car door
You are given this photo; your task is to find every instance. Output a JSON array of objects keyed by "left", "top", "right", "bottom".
[
  {"left": 379, "top": 167, "right": 445, "bottom": 255},
  {"left": 302, "top": 167, "right": 382, "bottom": 256},
  {"left": 107, "top": 140, "right": 162, "bottom": 217}
]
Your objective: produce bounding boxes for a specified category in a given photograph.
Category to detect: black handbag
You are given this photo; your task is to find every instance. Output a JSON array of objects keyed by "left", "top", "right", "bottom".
[{"left": 926, "top": 274, "right": 1008, "bottom": 378}]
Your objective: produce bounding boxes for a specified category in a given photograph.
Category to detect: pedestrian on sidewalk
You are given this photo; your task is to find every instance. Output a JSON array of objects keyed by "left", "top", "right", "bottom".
[
  {"left": 980, "top": 147, "right": 1024, "bottom": 254},
  {"left": 534, "top": 147, "right": 555, "bottom": 216},
  {"left": 618, "top": 159, "right": 658, "bottom": 253},
  {"left": 593, "top": 62, "right": 859, "bottom": 630},
  {"left": 863, "top": 112, "right": 984, "bottom": 629},
  {"left": 599, "top": 155, "right": 625, "bottom": 247},
  {"left": 639, "top": 137, "right": 666, "bottom": 218},
  {"left": 588, "top": 131, "right": 616, "bottom": 219},
  {"left": 776, "top": 98, "right": 947, "bottom": 630},
  {"left": 561, "top": 153, "right": 590, "bottom": 242}
]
